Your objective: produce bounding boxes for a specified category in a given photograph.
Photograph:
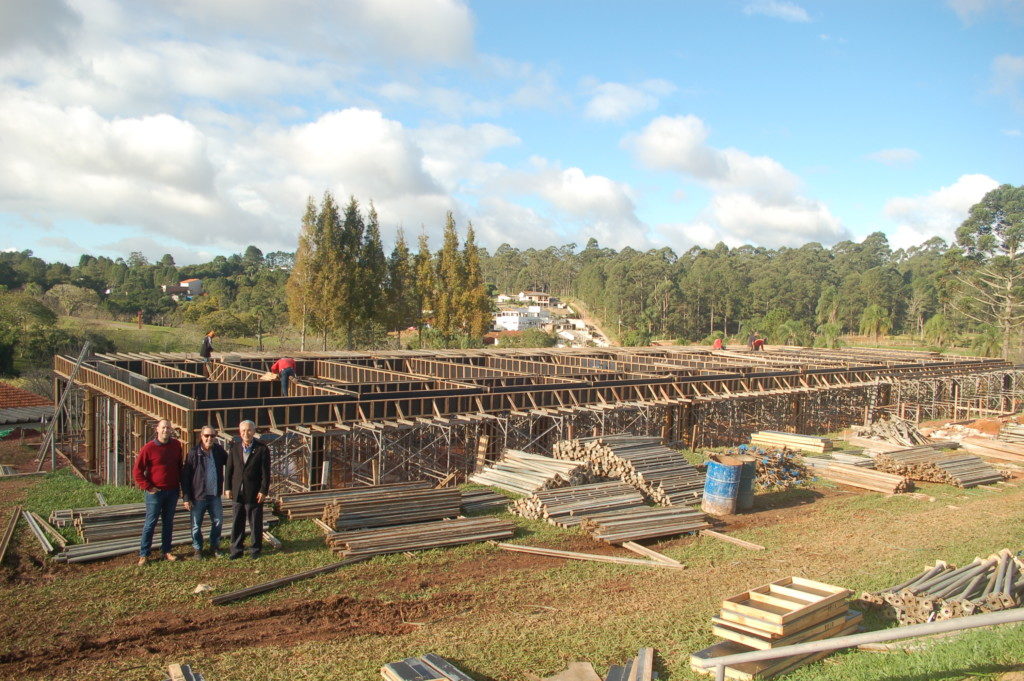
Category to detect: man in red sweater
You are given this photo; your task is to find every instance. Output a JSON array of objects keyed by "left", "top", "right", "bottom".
[
  {"left": 269, "top": 357, "right": 297, "bottom": 396},
  {"left": 133, "top": 419, "right": 184, "bottom": 565}
]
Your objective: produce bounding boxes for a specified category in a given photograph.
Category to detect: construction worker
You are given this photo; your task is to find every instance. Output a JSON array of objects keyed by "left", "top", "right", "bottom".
[{"left": 269, "top": 357, "right": 297, "bottom": 395}]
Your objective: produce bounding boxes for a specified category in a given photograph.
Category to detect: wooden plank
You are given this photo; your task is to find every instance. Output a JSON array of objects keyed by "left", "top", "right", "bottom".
[
  {"left": 700, "top": 530, "right": 765, "bottom": 551},
  {"left": 493, "top": 543, "right": 682, "bottom": 570},
  {"left": 0, "top": 505, "right": 22, "bottom": 566},
  {"left": 714, "top": 598, "right": 849, "bottom": 637},
  {"left": 620, "top": 541, "right": 684, "bottom": 567},
  {"left": 712, "top": 609, "right": 861, "bottom": 650}
]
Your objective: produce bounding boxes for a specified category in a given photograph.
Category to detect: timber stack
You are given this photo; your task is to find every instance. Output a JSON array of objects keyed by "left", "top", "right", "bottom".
[
  {"left": 959, "top": 436, "right": 1024, "bottom": 464},
  {"left": 469, "top": 449, "right": 595, "bottom": 496},
  {"left": 552, "top": 435, "right": 704, "bottom": 505},
  {"left": 582, "top": 505, "right": 709, "bottom": 544},
  {"left": 275, "top": 481, "right": 432, "bottom": 519},
  {"left": 381, "top": 654, "right": 475, "bottom": 681},
  {"left": 460, "top": 489, "right": 510, "bottom": 514},
  {"left": 321, "top": 487, "right": 461, "bottom": 531},
  {"left": 806, "top": 460, "right": 912, "bottom": 494},
  {"left": 860, "top": 549, "right": 1024, "bottom": 624},
  {"left": 749, "top": 431, "right": 832, "bottom": 453},
  {"left": 510, "top": 481, "right": 645, "bottom": 526},
  {"left": 851, "top": 416, "right": 930, "bottom": 447},
  {"left": 325, "top": 516, "right": 514, "bottom": 559},
  {"left": 875, "top": 447, "right": 1004, "bottom": 488},
  {"left": 692, "top": 577, "right": 859, "bottom": 680}
]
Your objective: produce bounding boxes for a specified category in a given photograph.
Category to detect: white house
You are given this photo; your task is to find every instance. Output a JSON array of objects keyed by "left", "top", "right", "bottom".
[{"left": 493, "top": 306, "right": 549, "bottom": 332}]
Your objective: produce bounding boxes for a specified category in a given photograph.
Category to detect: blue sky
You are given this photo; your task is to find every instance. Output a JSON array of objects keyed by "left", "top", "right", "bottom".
[{"left": 0, "top": 0, "right": 1021, "bottom": 265}]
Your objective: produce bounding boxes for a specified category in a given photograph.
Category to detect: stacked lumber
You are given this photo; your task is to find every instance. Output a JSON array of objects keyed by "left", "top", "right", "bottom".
[
  {"left": 469, "top": 449, "right": 595, "bottom": 496},
  {"left": 851, "top": 416, "right": 930, "bottom": 447},
  {"left": 860, "top": 549, "right": 1024, "bottom": 624},
  {"left": 510, "top": 481, "right": 645, "bottom": 526},
  {"left": 692, "top": 577, "right": 859, "bottom": 681},
  {"left": 460, "top": 489, "right": 510, "bottom": 514},
  {"left": 325, "top": 516, "right": 514, "bottom": 559},
  {"left": 875, "top": 447, "right": 1004, "bottom": 488},
  {"left": 582, "top": 505, "right": 710, "bottom": 543},
  {"left": 552, "top": 435, "right": 704, "bottom": 505},
  {"left": 275, "top": 481, "right": 431, "bottom": 519},
  {"left": 322, "top": 487, "right": 461, "bottom": 531},
  {"left": 749, "top": 431, "right": 832, "bottom": 453},
  {"left": 604, "top": 648, "right": 656, "bottom": 681},
  {"left": 750, "top": 448, "right": 808, "bottom": 491},
  {"left": 806, "top": 461, "right": 913, "bottom": 494},
  {"left": 960, "top": 436, "right": 1024, "bottom": 464},
  {"left": 382, "top": 654, "right": 475, "bottom": 681},
  {"left": 51, "top": 502, "right": 264, "bottom": 543}
]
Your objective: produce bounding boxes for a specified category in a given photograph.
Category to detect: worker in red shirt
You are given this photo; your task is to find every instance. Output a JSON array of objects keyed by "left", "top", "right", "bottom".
[
  {"left": 133, "top": 419, "right": 184, "bottom": 565},
  {"left": 269, "top": 357, "right": 297, "bottom": 395}
]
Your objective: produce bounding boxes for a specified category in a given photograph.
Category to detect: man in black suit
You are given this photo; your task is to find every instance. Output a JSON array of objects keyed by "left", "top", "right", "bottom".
[{"left": 225, "top": 419, "right": 271, "bottom": 559}]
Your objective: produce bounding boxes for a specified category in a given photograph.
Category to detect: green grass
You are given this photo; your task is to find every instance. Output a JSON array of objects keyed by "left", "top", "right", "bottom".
[{"left": 2, "top": 471, "right": 1024, "bottom": 681}]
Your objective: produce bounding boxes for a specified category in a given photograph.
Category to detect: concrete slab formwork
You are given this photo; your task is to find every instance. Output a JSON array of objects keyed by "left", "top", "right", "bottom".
[{"left": 50, "top": 346, "right": 1024, "bottom": 490}]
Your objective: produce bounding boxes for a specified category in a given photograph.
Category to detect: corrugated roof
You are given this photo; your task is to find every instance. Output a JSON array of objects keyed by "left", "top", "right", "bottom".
[{"left": 0, "top": 405, "right": 53, "bottom": 425}]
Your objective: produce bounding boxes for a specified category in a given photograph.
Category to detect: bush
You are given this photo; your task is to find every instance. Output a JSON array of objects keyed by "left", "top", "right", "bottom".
[{"left": 620, "top": 330, "right": 651, "bottom": 347}]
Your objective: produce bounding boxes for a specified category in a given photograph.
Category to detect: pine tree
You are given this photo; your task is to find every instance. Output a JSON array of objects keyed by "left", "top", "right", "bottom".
[
  {"left": 414, "top": 231, "right": 435, "bottom": 337},
  {"left": 386, "top": 228, "right": 417, "bottom": 335},
  {"left": 462, "top": 222, "right": 492, "bottom": 338},
  {"left": 357, "top": 202, "right": 388, "bottom": 344},
  {"left": 314, "top": 191, "right": 344, "bottom": 350},
  {"left": 285, "top": 197, "right": 318, "bottom": 351},
  {"left": 332, "top": 196, "right": 366, "bottom": 348},
  {"left": 433, "top": 212, "right": 465, "bottom": 339}
]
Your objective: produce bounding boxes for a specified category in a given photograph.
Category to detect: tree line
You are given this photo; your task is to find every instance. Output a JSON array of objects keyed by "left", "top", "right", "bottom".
[{"left": 1, "top": 183, "right": 1020, "bottom": 373}]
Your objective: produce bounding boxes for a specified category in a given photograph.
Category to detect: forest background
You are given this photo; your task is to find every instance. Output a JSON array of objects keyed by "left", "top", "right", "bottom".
[{"left": 2, "top": 184, "right": 1022, "bottom": 395}]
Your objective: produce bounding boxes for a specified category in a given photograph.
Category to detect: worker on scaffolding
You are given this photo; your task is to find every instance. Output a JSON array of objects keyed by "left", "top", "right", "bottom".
[
  {"left": 269, "top": 357, "right": 297, "bottom": 395},
  {"left": 200, "top": 330, "right": 215, "bottom": 363}
]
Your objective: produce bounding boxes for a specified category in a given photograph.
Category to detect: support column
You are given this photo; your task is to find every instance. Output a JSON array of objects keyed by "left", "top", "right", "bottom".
[{"left": 83, "top": 389, "right": 97, "bottom": 471}]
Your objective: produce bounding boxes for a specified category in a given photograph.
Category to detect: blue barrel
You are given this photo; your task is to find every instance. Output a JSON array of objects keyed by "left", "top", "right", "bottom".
[
  {"left": 702, "top": 459, "right": 742, "bottom": 515},
  {"left": 736, "top": 455, "right": 757, "bottom": 511}
]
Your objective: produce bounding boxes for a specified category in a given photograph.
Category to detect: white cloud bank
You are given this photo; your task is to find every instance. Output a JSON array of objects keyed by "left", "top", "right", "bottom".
[
  {"left": 743, "top": 1, "right": 811, "bottom": 22},
  {"left": 866, "top": 148, "right": 921, "bottom": 166},
  {"left": 583, "top": 80, "right": 676, "bottom": 122},
  {"left": 885, "top": 174, "right": 1000, "bottom": 249},
  {"left": 624, "top": 115, "right": 846, "bottom": 248}
]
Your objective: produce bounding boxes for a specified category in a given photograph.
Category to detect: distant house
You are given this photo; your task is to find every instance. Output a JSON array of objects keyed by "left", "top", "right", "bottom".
[
  {"left": 162, "top": 278, "right": 203, "bottom": 301},
  {"left": 517, "top": 291, "right": 550, "bottom": 306},
  {"left": 496, "top": 293, "right": 514, "bottom": 303},
  {"left": 493, "top": 306, "right": 550, "bottom": 332}
]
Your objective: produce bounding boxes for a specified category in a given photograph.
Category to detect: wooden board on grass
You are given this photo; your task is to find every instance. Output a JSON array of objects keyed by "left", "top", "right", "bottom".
[
  {"left": 712, "top": 608, "right": 861, "bottom": 650},
  {"left": 718, "top": 577, "right": 850, "bottom": 630}
]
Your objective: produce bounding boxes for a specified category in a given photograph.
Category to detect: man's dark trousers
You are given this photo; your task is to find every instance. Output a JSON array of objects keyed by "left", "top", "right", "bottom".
[{"left": 230, "top": 501, "right": 263, "bottom": 557}]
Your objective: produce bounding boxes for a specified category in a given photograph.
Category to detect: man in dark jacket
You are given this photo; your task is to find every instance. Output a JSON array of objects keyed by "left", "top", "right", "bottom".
[
  {"left": 200, "top": 330, "right": 215, "bottom": 362},
  {"left": 132, "top": 419, "right": 183, "bottom": 565},
  {"left": 225, "top": 419, "right": 271, "bottom": 559},
  {"left": 181, "top": 426, "right": 228, "bottom": 559}
]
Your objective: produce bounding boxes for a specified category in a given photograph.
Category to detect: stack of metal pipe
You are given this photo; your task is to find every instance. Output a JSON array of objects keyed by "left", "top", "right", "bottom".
[
  {"left": 552, "top": 435, "right": 704, "bottom": 505},
  {"left": 459, "top": 489, "right": 510, "bottom": 514},
  {"left": 860, "top": 549, "right": 1024, "bottom": 623},
  {"left": 325, "top": 516, "right": 515, "bottom": 559},
  {"left": 321, "top": 487, "right": 461, "bottom": 531},
  {"left": 469, "top": 449, "right": 595, "bottom": 496},
  {"left": 875, "top": 447, "right": 1005, "bottom": 488},
  {"left": 581, "top": 506, "right": 710, "bottom": 544},
  {"left": 510, "top": 481, "right": 645, "bottom": 527},
  {"left": 803, "top": 460, "right": 913, "bottom": 494},
  {"left": 274, "top": 481, "right": 432, "bottom": 519}
]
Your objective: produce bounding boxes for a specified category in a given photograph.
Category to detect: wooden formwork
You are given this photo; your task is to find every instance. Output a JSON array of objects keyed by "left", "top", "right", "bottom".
[{"left": 50, "top": 347, "right": 1024, "bottom": 486}]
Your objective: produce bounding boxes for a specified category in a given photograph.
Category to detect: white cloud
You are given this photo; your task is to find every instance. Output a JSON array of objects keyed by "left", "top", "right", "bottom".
[
  {"left": 743, "top": 1, "right": 811, "bottom": 22},
  {"left": 417, "top": 123, "right": 520, "bottom": 191},
  {"left": 884, "top": 174, "right": 1000, "bottom": 248},
  {"left": 624, "top": 115, "right": 800, "bottom": 202},
  {"left": 948, "top": 0, "right": 1024, "bottom": 23},
  {"left": 1004, "top": 128, "right": 1022, "bottom": 136},
  {"left": 0, "top": 0, "right": 82, "bottom": 55},
  {"left": 866, "top": 148, "right": 921, "bottom": 166},
  {"left": 583, "top": 79, "right": 676, "bottom": 122},
  {"left": 624, "top": 114, "right": 847, "bottom": 247},
  {"left": 992, "top": 54, "right": 1024, "bottom": 108}
]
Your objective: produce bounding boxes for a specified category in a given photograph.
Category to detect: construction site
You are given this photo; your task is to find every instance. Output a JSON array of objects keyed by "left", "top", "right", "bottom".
[
  {"left": 1, "top": 345, "right": 1023, "bottom": 681},
  {"left": 47, "top": 345, "right": 1024, "bottom": 490}
]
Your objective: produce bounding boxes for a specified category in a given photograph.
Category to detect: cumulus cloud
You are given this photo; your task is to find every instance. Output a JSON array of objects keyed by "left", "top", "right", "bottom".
[
  {"left": 866, "top": 148, "right": 921, "bottom": 166},
  {"left": 0, "top": 0, "right": 82, "bottom": 55},
  {"left": 992, "top": 54, "right": 1024, "bottom": 108},
  {"left": 583, "top": 79, "right": 676, "bottom": 122},
  {"left": 884, "top": 174, "right": 1000, "bottom": 249},
  {"left": 947, "top": 0, "right": 1024, "bottom": 23},
  {"left": 743, "top": 1, "right": 811, "bottom": 22},
  {"left": 624, "top": 114, "right": 846, "bottom": 247},
  {"left": 416, "top": 123, "right": 520, "bottom": 191}
]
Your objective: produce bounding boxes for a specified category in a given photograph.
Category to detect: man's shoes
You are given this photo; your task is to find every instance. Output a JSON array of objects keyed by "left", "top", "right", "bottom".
[
  {"left": 137, "top": 556, "right": 148, "bottom": 566},
  {"left": 228, "top": 553, "right": 243, "bottom": 560},
  {"left": 193, "top": 550, "right": 204, "bottom": 560},
  {"left": 211, "top": 549, "right": 221, "bottom": 558},
  {"left": 164, "top": 553, "right": 178, "bottom": 562}
]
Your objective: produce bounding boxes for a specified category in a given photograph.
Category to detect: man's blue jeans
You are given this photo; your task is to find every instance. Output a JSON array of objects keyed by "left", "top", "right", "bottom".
[
  {"left": 280, "top": 367, "right": 295, "bottom": 395},
  {"left": 140, "top": 488, "right": 179, "bottom": 557},
  {"left": 190, "top": 495, "right": 223, "bottom": 552}
]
